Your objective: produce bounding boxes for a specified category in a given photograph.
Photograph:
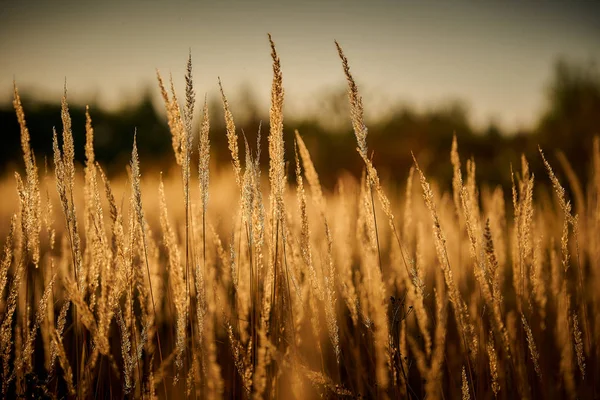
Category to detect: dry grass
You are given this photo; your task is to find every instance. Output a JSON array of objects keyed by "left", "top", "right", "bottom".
[{"left": 1, "top": 36, "right": 599, "bottom": 399}]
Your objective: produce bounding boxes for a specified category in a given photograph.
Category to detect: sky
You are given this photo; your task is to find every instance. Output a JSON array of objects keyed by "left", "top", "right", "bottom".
[{"left": 1, "top": 0, "right": 599, "bottom": 131}]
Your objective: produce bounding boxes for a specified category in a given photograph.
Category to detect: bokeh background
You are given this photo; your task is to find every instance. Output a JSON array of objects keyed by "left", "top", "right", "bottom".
[{"left": 1, "top": 0, "right": 599, "bottom": 188}]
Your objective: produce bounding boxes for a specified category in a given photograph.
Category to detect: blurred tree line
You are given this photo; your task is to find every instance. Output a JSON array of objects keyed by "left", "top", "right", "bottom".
[{"left": 1, "top": 58, "right": 598, "bottom": 192}]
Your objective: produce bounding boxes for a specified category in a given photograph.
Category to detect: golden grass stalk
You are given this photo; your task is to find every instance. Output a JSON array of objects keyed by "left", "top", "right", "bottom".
[
  {"left": 130, "top": 134, "right": 168, "bottom": 397},
  {"left": 356, "top": 174, "right": 391, "bottom": 391},
  {"left": 184, "top": 50, "right": 195, "bottom": 137},
  {"left": 13, "top": 84, "right": 41, "bottom": 267},
  {"left": 64, "top": 275, "right": 97, "bottom": 335},
  {"left": 485, "top": 186, "right": 507, "bottom": 289},
  {"left": 558, "top": 282, "right": 576, "bottom": 398},
  {"left": 557, "top": 150, "right": 586, "bottom": 219},
  {"left": 197, "top": 99, "right": 211, "bottom": 366},
  {"left": 403, "top": 166, "right": 415, "bottom": 246},
  {"left": 461, "top": 181, "right": 493, "bottom": 305},
  {"left": 268, "top": 33, "right": 286, "bottom": 225},
  {"left": 0, "top": 215, "right": 16, "bottom": 302},
  {"left": 1, "top": 256, "right": 24, "bottom": 395},
  {"left": 413, "top": 155, "right": 478, "bottom": 396},
  {"left": 96, "top": 164, "right": 129, "bottom": 341},
  {"left": 83, "top": 106, "right": 107, "bottom": 311},
  {"left": 333, "top": 61, "right": 414, "bottom": 398},
  {"left": 293, "top": 141, "right": 321, "bottom": 301},
  {"left": 219, "top": 78, "right": 242, "bottom": 188},
  {"left": 199, "top": 95, "right": 210, "bottom": 214},
  {"left": 486, "top": 330, "right": 501, "bottom": 398},
  {"left": 323, "top": 221, "right": 340, "bottom": 363},
  {"left": 182, "top": 52, "right": 195, "bottom": 211},
  {"left": 539, "top": 148, "right": 573, "bottom": 230},
  {"left": 53, "top": 89, "right": 83, "bottom": 294},
  {"left": 334, "top": 41, "right": 367, "bottom": 158},
  {"left": 521, "top": 314, "right": 542, "bottom": 379},
  {"left": 404, "top": 221, "right": 432, "bottom": 364},
  {"left": 511, "top": 156, "right": 535, "bottom": 311},
  {"left": 413, "top": 157, "right": 474, "bottom": 342},
  {"left": 42, "top": 158, "right": 56, "bottom": 251},
  {"left": 159, "top": 176, "right": 186, "bottom": 384},
  {"left": 483, "top": 221, "right": 512, "bottom": 359},
  {"left": 51, "top": 329, "right": 76, "bottom": 396},
  {"left": 116, "top": 308, "right": 134, "bottom": 393},
  {"left": 293, "top": 145, "right": 324, "bottom": 369},
  {"left": 253, "top": 290, "right": 274, "bottom": 398},
  {"left": 59, "top": 86, "right": 76, "bottom": 202},
  {"left": 462, "top": 366, "right": 470, "bottom": 400},
  {"left": 156, "top": 69, "right": 185, "bottom": 165},
  {"left": 451, "top": 135, "right": 465, "bottom": 239},
  {"left": 266, "top": 35, "right": 296, "bottom": 380},
  {"left": 203, "top": 289, "right": 224, "bottom": 398},
  {"left": 333, "top": 179, "right": 359, "bottom": 326},
  {"left": 14, "top": 272, "right": 56, "bottom": 375},
  {"left": 294, "top": 131, "right": 325, "bottom": 212},
  {"left": 294, "top": 135, "right": 340, "bottom": 362},
  {"left": 540, "top": 147, "right": 589, "bottom": 374},
  {"left": 48, "top": 299, "right": 71, "bottom": 377},
  {"left": 335, "top": 40, "right": 410, "bottom": 281},
  {"left": 531, "top": 232, "right": 547, "bottom": 330},
  {"left": 226, "top": 321, "right": 253, "bottom": 394},
  {"left": 242, "top": 126, "right": 267, "bottom": 380},
  {"left": 572, "top": 312, "right": 586, "bottom": 379},
  {"left": 424, "top": 279, "right": 447, "bottom": 399},
  {"left": 465, "top": 157, "right": 482, "bottom": 239},
  {"left": 240, "top": 136, "right": 256, "bottom": 344}
]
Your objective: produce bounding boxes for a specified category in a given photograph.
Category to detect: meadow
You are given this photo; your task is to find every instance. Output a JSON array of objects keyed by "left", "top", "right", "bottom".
[{"left": 0, "top": 35, "right": 599, "bottom": 399}]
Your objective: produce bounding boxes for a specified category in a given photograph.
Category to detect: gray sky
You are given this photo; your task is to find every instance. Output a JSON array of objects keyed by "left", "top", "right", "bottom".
[{"left": 1, "top": 0, "right": 599, "bottom": 130}]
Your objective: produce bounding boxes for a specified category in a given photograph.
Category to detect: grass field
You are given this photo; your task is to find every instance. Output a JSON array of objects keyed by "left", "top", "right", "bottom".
[{"left": 1, "top": 35, "right": 599, "bottom": 399}]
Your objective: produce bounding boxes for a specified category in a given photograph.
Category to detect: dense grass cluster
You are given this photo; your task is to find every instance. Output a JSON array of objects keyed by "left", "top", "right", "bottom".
[{"left": 1, "top": 36, "right": 599, "bottom": 399}]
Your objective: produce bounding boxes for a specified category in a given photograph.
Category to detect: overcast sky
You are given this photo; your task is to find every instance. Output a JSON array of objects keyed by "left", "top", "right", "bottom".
[{"left": 1, "top": 0, "right": 599, "bottom": 130}]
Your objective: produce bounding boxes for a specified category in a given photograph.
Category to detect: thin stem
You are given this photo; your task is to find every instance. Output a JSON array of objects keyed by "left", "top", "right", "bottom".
[
  {"left": 368, "top": 181, "right": 383, "bottom": 274},
  {"left": 139, "top": 221, "right": 168, "bottom": 400}
]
